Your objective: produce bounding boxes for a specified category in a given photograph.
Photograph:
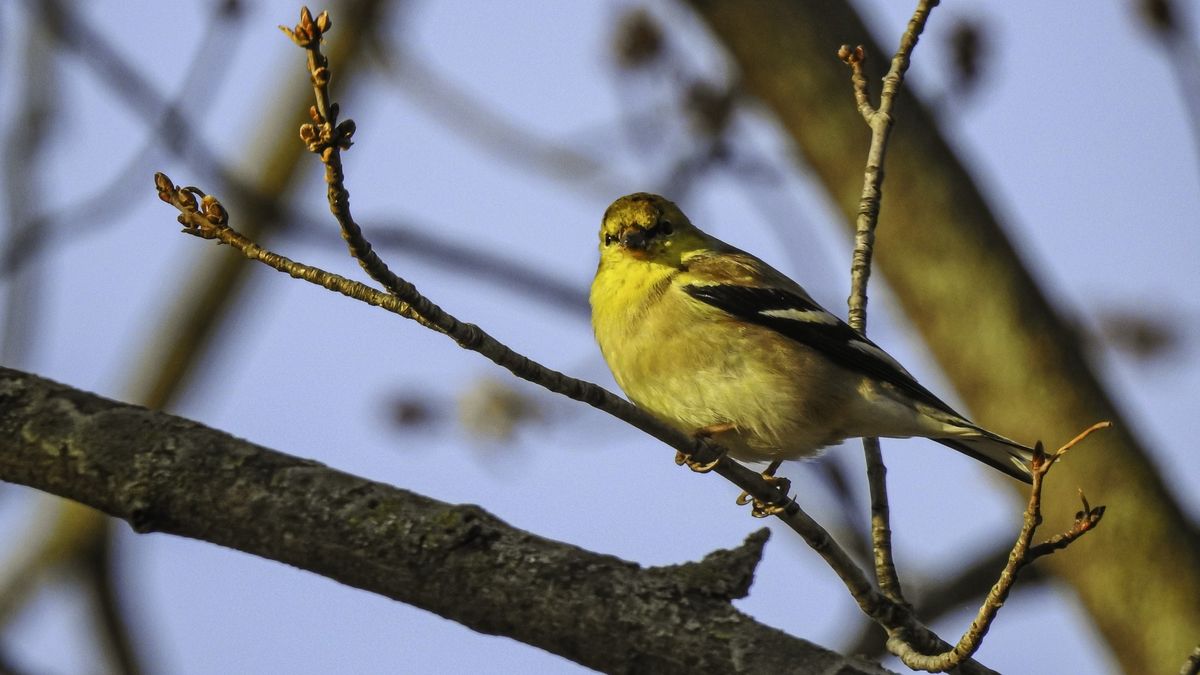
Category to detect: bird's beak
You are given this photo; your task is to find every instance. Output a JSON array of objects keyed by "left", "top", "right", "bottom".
[{"left": 621, "top": 229, "right": 649, "bottom": 250}]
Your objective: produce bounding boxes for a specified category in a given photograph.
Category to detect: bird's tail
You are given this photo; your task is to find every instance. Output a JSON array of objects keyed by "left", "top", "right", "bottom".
[{"left": 935, "top": 428, "right": 1037, "bottom": 484}]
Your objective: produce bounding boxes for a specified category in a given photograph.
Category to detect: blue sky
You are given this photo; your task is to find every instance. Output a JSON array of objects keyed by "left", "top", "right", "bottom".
[{"left": 2, "top": 1, "right": 1197, "bottom": 673}]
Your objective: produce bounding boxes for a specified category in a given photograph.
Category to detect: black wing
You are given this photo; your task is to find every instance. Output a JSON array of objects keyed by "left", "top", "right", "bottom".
[{"left": 683, "top": 284, "right": 957, "bottom": 416}]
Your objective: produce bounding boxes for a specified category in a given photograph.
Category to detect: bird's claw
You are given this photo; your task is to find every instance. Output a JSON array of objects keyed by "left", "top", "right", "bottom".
[
  {"left": 675, "top": 449, "right": 724, "bottom": 473},
  {"left": 738, "top": 497, "right": 786, "bottom": 518},
  {"left": 675, "top": 422, "right": 736, "bottom": 472},
  {"left": 736, "top": 461, "right": 790, "bottom": 518}
]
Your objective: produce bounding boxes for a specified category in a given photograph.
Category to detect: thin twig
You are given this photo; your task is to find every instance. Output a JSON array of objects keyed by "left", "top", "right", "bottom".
[
  {"left": 845, "top": 541, "right": 1050, "bottom": 658},
  {"left": 834, "top": 4, "right": 1108, "bottom": 671},
  {"left": 838, "top": 45, "right": 873, "bottom": 122},
  {"left": 839, "top": 0, "right": 939, "bottom": 606},
  {"left": 292, "top": 218, "right": 590, "bottom": 318},
  {"left": 889, "top": 428, "right": 1107, "bottom": 672}
]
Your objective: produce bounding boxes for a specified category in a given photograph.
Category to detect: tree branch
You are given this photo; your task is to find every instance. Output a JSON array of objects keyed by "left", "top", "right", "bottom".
[
  {"left": 833, "top": 4, "right": 1110, "bottom": 671},
  {"left": 0, "top": 366, "right": 892, "bottom": 675},
  {"left": 837, "top": 0, "right": 939, "bottom": 608},
  {"left": 844, "top": 542, "right": 1050, "bottom": 658}
]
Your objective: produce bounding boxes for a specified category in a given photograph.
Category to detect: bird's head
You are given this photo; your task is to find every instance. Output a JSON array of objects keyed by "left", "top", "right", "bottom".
[{"left": 598, "top": 193, "right": 707, "bottom": 267}]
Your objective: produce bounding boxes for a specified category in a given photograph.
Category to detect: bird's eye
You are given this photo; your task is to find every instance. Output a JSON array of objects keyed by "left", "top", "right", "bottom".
[
  {"left": 659, "top": 220, "right": 673, "bottom": 235},
  {"left": 604, "top": 233, "right": 616, "bottom": 246}
]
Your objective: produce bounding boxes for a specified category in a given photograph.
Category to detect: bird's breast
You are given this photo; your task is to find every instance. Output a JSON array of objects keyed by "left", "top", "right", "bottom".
[{"left": 592, "top": 276, "right": 857, "bottom": 460}]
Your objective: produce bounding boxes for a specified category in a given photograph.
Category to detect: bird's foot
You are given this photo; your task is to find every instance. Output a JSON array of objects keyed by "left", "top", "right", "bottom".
[
  {"left": 674, "top": 449, "right": 724, "bottom": 473},
  {"left": 674, "top": 422, "right": 736, "bottom": 473},
  {"left": 736, "top": 460, "right": 791, "bottom": 518}
]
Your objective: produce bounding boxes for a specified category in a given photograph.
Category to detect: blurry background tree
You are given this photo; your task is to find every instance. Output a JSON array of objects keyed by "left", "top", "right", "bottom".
[{"left": 0, "top": 1, "right": 1198, "bottom": 673}]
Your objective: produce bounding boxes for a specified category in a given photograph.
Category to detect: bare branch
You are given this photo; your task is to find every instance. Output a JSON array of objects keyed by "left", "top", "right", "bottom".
[
  {"left": 888, "top": 428, "right": 1107, "bottom": 672},
  {"left": 290, "top": 218, "right": 590, "bottom": 318},
  {"left": 845, "top": 542, "right": 1051, "bottom": 658},
  {"left": 832, "top": 5, "right": 1110, "bottom": 671},
  {"left": 838, "top": 0, "right": 939, "bottom": 608}
]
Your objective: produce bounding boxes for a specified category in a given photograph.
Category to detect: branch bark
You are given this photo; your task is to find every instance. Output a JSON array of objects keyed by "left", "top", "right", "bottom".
[
  {"left": 682, "top": 1, "right": 1200, "bottom": 672},
  {"left": 0, "top": 366, "right": 892, "bottom": 675}
]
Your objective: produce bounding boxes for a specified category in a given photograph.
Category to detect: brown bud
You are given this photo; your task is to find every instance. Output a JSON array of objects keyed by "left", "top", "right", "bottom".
[
  {"left": 177, "top": 189, "right": 198, "bottom": 212},
  {"left": 316, "top": 11, "right": 331, "bottom": 34},
  {"left": 201, "top": 195, "right": 228, "bottom": 226},
  {"left": 154, "top": 172, "right": 175, "bottom": 202},
  {"left": 838, "top": 44, "right": 865, "bottom": 65},
  {"left": 154, "top": 172, "right": 173, "bottom": 192},
  {"left": 311, "top": 66, "right": 330, "bottom": 87}
]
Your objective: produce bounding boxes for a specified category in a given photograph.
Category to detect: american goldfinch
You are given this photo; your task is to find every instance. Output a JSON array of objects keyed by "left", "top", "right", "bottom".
[{"left": 589, "top": 193, "right": 1036, "bottom": 484}]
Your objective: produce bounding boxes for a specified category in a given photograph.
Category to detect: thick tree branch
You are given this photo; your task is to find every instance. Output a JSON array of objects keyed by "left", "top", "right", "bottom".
[{"left": 0, "top": 366, "right": 892, "bottom": 675}]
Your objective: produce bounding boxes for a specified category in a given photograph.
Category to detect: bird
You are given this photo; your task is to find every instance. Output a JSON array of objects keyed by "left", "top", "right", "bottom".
[{"left": 589, "top": 192, "right": 1036, "bottom": 506}]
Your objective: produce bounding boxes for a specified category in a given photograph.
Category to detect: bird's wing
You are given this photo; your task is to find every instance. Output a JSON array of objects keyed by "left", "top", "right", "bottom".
[{"left": 681, "top": 280, "right": 960, "bottom": 418}]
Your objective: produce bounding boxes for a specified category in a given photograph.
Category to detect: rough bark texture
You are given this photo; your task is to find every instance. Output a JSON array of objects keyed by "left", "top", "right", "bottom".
[
  {"left": 682, "top": 1, "right": 1200, "bottom": 673},
  {"left": 0, "top": 367, "right": 891, "bottom": 675}
]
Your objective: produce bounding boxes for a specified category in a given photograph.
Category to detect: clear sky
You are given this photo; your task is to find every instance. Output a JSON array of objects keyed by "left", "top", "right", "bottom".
[{"left": 1, "top": 1, "right": 1197, "bottom": 673}]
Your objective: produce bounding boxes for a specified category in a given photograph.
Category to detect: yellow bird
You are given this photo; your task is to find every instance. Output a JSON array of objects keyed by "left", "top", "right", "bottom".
[{"left": 589, "top": 193, "right": 1035, "bottom": 489}]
